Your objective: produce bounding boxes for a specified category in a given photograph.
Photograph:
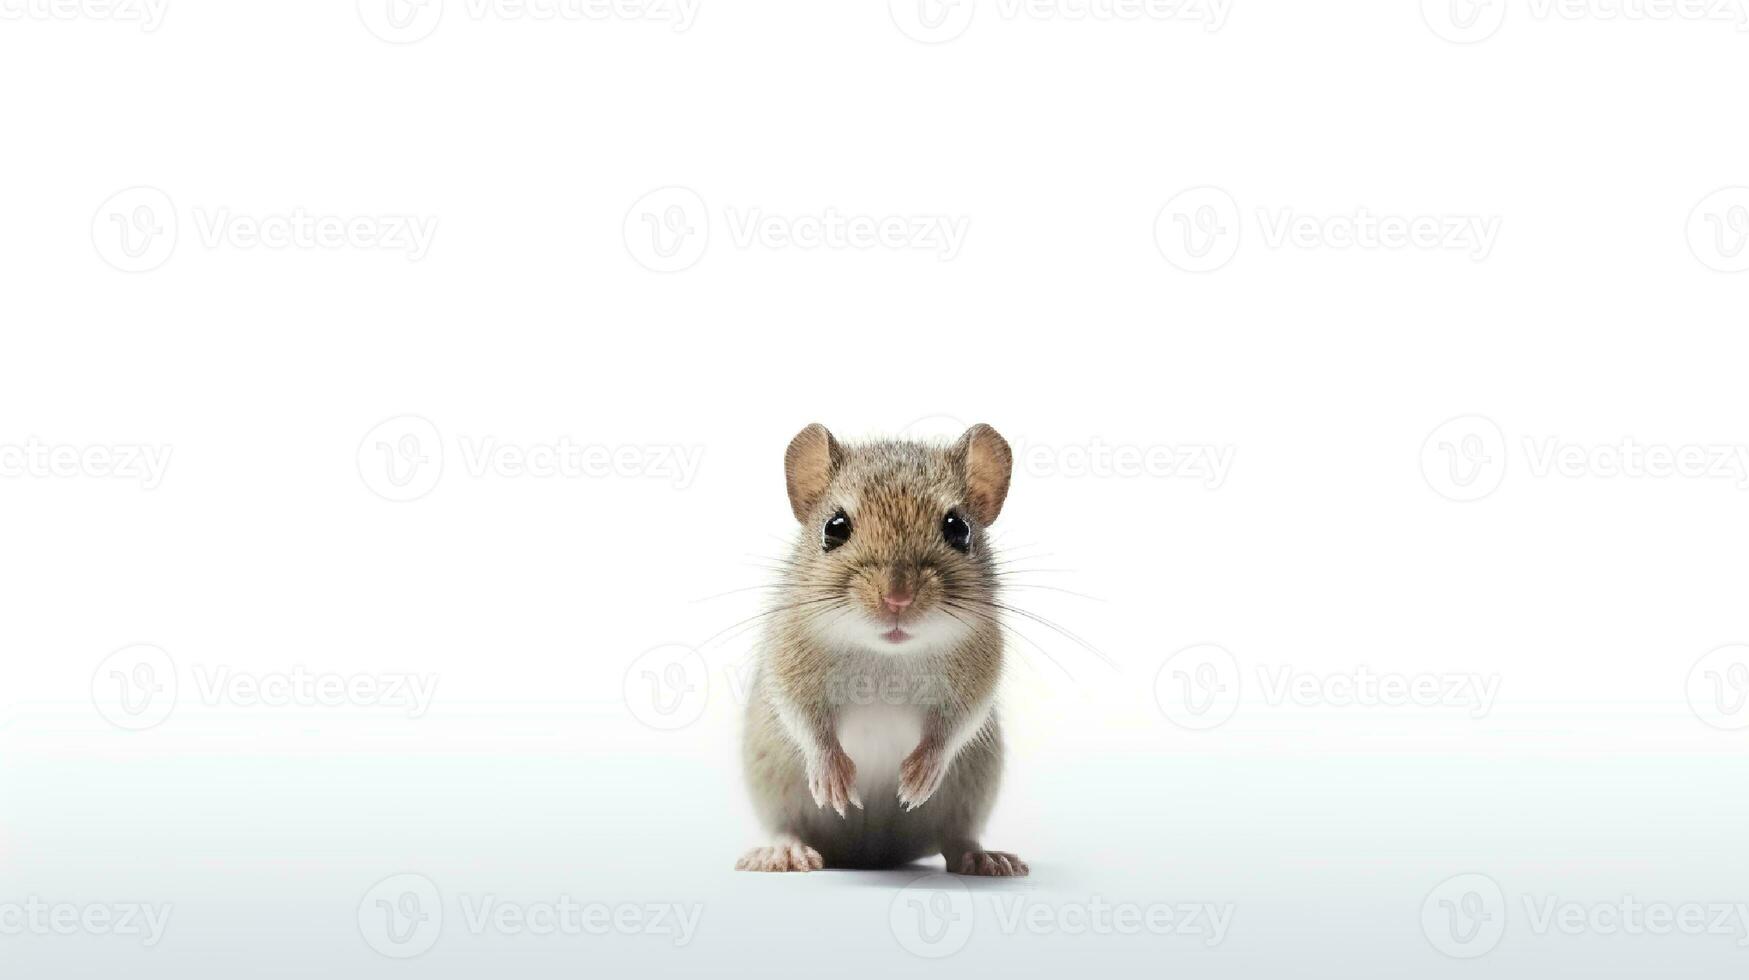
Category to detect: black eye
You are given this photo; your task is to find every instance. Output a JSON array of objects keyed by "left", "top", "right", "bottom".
[
  {"left": 942, "top": 511, "right": 971, "bottom": 553},
  {"left": 822, "top": 510, "right": 852, "bottom": 552}
]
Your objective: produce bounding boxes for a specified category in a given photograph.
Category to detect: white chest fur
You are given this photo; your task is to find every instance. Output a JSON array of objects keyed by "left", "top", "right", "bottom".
[{"left": 835, "top": 701, "right": 924, "bottom": 789}]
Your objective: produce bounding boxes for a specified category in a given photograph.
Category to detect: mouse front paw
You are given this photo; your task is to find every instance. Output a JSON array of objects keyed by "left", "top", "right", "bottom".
[
  {"left": 807, "top": 748, "right": 861, "bottom": 817},
  {"left": 736, "top": 839, "right": 824, "bottom": 872},
  {"left": 897, "top": 744, "right": 946, "bottom": 810}
]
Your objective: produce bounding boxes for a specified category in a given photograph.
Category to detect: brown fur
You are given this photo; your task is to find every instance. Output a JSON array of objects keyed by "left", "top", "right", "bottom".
[{"left": 738, "top": 424, "right": 1029, "bottom": 876}]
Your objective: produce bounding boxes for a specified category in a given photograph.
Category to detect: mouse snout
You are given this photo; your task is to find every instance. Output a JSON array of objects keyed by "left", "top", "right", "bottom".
[{"left": 861, "top": 567, "right": 923, "bottom": 622}]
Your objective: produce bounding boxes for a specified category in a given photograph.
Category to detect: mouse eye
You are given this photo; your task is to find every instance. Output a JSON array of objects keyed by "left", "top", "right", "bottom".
[
  {"left": 822, "top": 510, "right": 852, "bottom": 552},
  {"left": 942, "top": 510, "right": 972, "bottom": 554}
]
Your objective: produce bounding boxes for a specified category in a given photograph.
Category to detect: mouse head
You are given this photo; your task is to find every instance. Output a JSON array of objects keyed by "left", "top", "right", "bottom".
[{"left": 780, "top": 423, "right": 1011, "bottom": 654}]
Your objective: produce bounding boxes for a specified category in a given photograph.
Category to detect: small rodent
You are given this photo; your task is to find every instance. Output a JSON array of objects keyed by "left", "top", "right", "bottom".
[{"left": 737, "top": 423, "right": 1029, "bottom": 876}]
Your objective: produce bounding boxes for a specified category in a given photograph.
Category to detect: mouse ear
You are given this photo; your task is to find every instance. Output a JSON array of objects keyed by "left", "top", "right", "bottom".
[
  {"left": 955, "top": 423, "right": 1012, "bottom": 525},
  {"left": 784, "top": 423, "right": 841, "bottom": 523}
]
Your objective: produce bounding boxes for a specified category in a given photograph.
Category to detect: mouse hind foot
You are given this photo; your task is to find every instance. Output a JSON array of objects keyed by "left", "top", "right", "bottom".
[
  {"left": 735, "top": 834, "right": 824, "bottom": 872},
  {"left": 945, "top": 841, "right": 1029, "bottom": 877}
]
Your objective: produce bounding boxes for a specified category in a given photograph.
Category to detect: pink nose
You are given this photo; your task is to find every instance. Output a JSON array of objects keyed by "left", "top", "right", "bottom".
[{"left": 882, "top": 592, "right": 914, "bottom": 614}]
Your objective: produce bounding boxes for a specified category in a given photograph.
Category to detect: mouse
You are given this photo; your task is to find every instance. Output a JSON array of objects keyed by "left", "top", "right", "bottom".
[{"left": 736, "top": 423, "right": 1029, "bottom": 876}]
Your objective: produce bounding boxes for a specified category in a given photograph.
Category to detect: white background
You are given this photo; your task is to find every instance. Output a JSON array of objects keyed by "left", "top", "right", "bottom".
[{"left": 4, "top": 0, "right": 1749, "bottom": 975}]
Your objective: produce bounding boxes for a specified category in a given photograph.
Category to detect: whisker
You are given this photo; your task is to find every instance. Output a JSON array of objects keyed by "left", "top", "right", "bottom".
[
  {"left": 990, "top": 601, "right": 1118, "bottom": 670},
  {"left": 942, "top": 599, "right": 1079, "bottom": 684},
  {"left": 696, "top": 596, "right": 842, "bottom": 651},
  {"left": 951, "top": 597, "right": 1118, "bottom": 671},
  {"left": 690, "top": 583, "right": 792, "bottom": 603},
  {"left": 992, "top": 582, "right": 1105, "bottom": 602}
]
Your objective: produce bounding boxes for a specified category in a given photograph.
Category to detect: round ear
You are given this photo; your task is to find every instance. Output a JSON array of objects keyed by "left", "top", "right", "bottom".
[
  {"left": 955, "top": 423, "right": 1012, "bottom": 525},
  {"left": 784, "top": 423, "right": 840, "bottom": 523}
]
